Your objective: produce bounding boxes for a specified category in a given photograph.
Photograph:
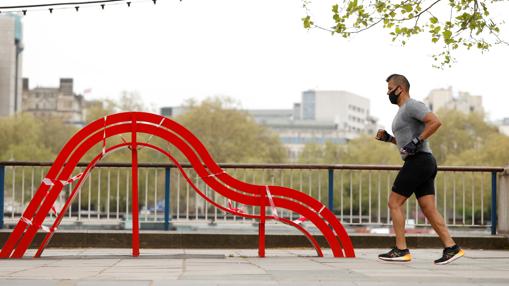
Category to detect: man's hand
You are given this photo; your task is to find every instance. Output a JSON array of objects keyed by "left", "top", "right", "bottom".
[
  {"left": 376, "top": 129, "right": 394, "bottom": 143},
  {"left": 400, "top": 137, "right": 422, "bottom": 156}
]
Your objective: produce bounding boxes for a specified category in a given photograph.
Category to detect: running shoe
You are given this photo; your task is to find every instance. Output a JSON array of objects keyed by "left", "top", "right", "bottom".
[
  {"left": 434, "top": 245, "right": 464, "bottom": 265},
  {"left": 378, "top": 247, "right": 412, "bottom": 262}
]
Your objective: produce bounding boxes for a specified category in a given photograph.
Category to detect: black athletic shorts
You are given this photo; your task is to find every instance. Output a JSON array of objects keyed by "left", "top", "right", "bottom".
[{"left": 392, "top": 152, "right": 438, "bottom": 199}]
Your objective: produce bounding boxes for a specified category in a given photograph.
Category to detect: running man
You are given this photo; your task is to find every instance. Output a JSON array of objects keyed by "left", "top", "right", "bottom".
[{"left": 375, "top": 74, "right": 464, "bottom": 265}]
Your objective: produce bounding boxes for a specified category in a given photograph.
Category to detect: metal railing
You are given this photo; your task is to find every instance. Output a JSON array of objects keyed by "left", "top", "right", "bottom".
[{"left": 0, "top": 162, "right": 504, "bottom": 234}]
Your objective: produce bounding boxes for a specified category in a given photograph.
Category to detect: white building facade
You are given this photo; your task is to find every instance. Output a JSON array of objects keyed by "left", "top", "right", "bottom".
[
  {"left": 0, "top": 15, "right": 24, "bottom": 117},
  {"left": 423, "top": 87, "right": 484, "bottom": 114}
]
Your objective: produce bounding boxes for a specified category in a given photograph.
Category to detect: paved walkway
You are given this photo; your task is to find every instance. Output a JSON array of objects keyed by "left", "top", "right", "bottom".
[{"left": 0, "top": 248, "right": 508, "bottom": 285}]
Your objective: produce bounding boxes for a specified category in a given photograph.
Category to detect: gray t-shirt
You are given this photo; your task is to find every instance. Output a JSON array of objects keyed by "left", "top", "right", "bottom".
[{"left": 391, "top": 98, "right": 432, "bottom": 160}]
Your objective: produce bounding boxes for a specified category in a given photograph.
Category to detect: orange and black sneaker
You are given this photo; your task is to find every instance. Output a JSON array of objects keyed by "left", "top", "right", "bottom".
[
  {"left": 434, "top": 245, "right": 464, "bottom": 265},
  {"left": 378, "top": 247, "right": 412, "bottom": 262}
]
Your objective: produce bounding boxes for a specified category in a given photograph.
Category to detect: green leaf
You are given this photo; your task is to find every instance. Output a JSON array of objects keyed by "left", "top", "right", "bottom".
[
  {"left": 430, "top": 17, "right": 438, "bottom": 24},
  {"left": 302, "top": 16, "right": 313, "bottom": 29},
  {"left": 332, "top": 4, "right": 339, "bottom": 14},
  {"left": 443, "top": 29, "right": 452, "bottom": 40}
]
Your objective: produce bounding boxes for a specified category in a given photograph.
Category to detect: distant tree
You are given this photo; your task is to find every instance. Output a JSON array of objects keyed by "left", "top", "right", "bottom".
[
  {"left": 39, "top": 116, "right": 78, "bottom": 154},
  {"left": 299, "top": 137, "right": 401, "bottom": 164},
  {"left": 302, "top": 0, "right": 508, "bottom": 67},
  {"left": 429, "top": 109, "right": 498, "bottom": 164},
  {"left": 174, "top": 97, "right": 288, "bottom": 163},
  {"left": 84, "top": 99, "right": 117, "bottom": 124},
  {"left": 0, "top": 114, "right": 54, "bottom": 161},
  {"left": 117, "top": 91, "right": 147, "bottom": 112}
]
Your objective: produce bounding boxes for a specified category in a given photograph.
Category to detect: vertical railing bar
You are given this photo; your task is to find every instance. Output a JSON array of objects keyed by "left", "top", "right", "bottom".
[
  {"left": 31, "top": 166, "right": 35, "bottom": 198},
  {"left": 386, "top": 173, "right": 390, "bottom": 224},
  {"left": 0, "top": 165, "right": 3, "bottom": 229},
  {"left": 453, "top": 172, "right": 456, "bottom": 225},
  {"left": 195, "top": 172, "right": 199, "bottom": 220},
  {"left": 318, "top": 172, "right": 322, "bottom": 207},
  {"left": 280, "top": 169, "right": 284, "bottom": 219},
  {"left": 186, "top": 169, "right": 189, "bottom": 220},
  {"left": 350, "top": 172, "right": 353, "bottom": 224},
  {"left": 328, "top": 168, "right": 334, "bottom": 214},
  {"left": 126, "top": 169, "right": 130, "bottom": 220},
  {"left": 154, "top": 168, "right": 158, "bottom": 222},
  {"left": 481, "top": 172, "right": 484, "bottom": 225},
  {"left": 164, "top": 167, "right": 171, "bottom": 229},
  {"left": 177, "top": 170, "right": 181, "bottom": 220},
  {"left": 107, "top": 169, "right": 111, "bottom": 220},
  {"left": 205, "top": 170, "right": 211, "bottom": 222},
  {"left": 21, "top": 168, "right": 25, "bottom": 213},
  {"left": 11, "top": 167, "right": 15, "bottom": 219},
  {"left": 290, "top": 169, "right": 294, "bottom": 220},
  {"left": 252, "top": 170, "right": 257, "bottom": 222},
  {"left": 462, "top": 173, "right": 466, "bottom": 225},
  {"left": 116, "top": 169, "right": 120, "bottom": 220},
  {"left": 88, "top": 172, "right": 92, "bottom": 220},
  {"left": 232, "top": 169, "right": 238, "bottom": 222},
  {"left": 443, "top": 172, "right": 447, "bottom": 225},
  {"left": 144, "top": 169, "right": 149, "bottom": 222},
  {"left": 368, "top": 171, "right": 372, "bottom": 224},
  {"left": 359, "top": 171, "right": 362, "bottom": 224},
  {"left": 69, "top": 182, "right": 72, "bottom": 219},
  {"left": 64, "top": 183, "right": 74, "bottom": 219},
  {"left": 471, "top": 172, "right": 475, "bottom": 226},
  {"left": 377, "top": 171, "right": 381, "bottom": 224},
  {"left": 97, "top": 169, "right": 101, "bottom": 220},
  {"left": 242, "top": 170, "right": 246, "bottom": 222},
  {"left": 78, "top": 168, "right": 82, "bottom": 221},
  {"left": 340, "top": 171, "right": 344, "bottom": 223},
  {"left": 308, "top": 169, "right": 312, "bottom": 197}
]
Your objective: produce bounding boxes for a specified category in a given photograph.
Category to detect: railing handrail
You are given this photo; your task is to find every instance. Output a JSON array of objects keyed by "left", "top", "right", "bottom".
[{"left": 0, "top": 161, "right": 505, "bottom": 172}]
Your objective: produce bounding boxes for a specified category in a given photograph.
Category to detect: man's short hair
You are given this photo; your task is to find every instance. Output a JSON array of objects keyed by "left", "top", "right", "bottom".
[{"left": 386, "top": 74, "right": 410, "bottom": 92}]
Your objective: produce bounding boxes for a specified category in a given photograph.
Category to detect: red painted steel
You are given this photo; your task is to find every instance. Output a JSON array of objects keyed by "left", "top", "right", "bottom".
[
  {"left": 259, "top": 190, "right": 266, "bottom": 258},
  {"left": 0, "top": 112, "right": 355, "bottom": 258},
  {"left": 131, "top": 113, "right": 140, "bottom": 257}
]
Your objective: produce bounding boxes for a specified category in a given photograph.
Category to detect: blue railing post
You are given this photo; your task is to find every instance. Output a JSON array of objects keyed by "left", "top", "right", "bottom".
[
  {"left": 0, "top": 165, "right": 4, "bottom": 229},
  {"left": 491, "top": 171, "right": 497, "bottom": 235},
  {"left": 164, "top": 167, "right": 171, "bottom": 231},
  {"left": 328, "top": 168, "right": 334, "bottom": 211}
]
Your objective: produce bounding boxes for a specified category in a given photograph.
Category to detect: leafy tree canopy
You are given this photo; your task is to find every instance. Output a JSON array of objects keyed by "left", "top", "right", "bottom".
[{"left": 302, "top": 0, "right": 508, "bottom": 67}]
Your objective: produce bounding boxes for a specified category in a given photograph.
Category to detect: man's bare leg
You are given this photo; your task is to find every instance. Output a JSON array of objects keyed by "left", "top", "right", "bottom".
[
  {"left": 417, "top": 194, "right": 455, "bottom": 248},
  {"left": 388, "top": 192, "right": 409, "bottom": 249}
]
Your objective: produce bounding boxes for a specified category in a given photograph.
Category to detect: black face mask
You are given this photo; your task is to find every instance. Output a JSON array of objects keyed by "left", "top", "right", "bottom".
[{"left": 388, "top": 86, "right": 400, "bottom": 104}]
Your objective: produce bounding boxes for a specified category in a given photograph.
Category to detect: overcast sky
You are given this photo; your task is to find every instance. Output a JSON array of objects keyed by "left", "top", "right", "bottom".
[{"left": 12, "top": 0, "right": 509, "bottom": 129}]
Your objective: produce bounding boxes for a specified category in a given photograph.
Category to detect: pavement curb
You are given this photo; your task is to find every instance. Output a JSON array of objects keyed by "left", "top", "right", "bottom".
[{"left": 1, "top": 231, "right": 508, "bottom": 250}]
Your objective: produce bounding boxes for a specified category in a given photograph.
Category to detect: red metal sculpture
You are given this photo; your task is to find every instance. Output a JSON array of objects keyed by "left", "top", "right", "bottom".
[{"left": 0, "top": 112, "right": 355, "bottom": 258}]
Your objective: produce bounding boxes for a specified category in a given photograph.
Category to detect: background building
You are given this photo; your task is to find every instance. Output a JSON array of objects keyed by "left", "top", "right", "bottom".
[
  {"left": 494, "top": 118, "right": 509, "bottom": 137},
  {"left": 0, "top": 14, "right": 24, "bottom": 117},
  {"left": 300, "top": 90, "right": 371, "bottom": 134},
  {"left": 423, "top": 87, "right": 484, "bottom": 114},
  {"left": 22, "top": 78, "right": 86, "bottom": 126},
  {"left": 161, "top": 90, "right": 380, "bottom": 160}
]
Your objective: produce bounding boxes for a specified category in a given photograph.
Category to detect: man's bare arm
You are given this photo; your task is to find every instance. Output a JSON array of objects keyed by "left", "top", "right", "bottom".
[{"left": 419, "top": 112, "right": 442, "bottom": 140}]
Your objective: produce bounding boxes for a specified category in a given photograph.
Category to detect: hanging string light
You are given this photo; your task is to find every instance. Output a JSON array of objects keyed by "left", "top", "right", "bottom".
[{"left": 0, "top": 0, "right": 175, "bottom": 15}]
